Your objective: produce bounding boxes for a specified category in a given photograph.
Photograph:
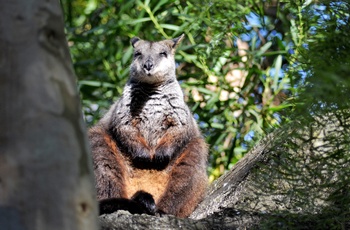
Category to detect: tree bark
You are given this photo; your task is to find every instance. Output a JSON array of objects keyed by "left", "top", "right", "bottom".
[
  {"left": 0, "top": 1, "right": 98, "bottom": 230},
  {"left": 98, "top": 113, "right": 350, "bottom": 229}
]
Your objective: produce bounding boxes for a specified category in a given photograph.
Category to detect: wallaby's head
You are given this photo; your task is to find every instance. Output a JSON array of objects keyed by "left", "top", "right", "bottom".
[{"left": 129, "top": 34, "right": 184, "bottom": 84}]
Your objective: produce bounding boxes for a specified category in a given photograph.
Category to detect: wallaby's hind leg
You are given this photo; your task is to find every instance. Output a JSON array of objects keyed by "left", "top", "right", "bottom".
[
  {"left": 156, "top": 138, "right": 208, "bottom": 217},
  {"left": 89, "top": 126, "right": 128, "bottom": 199}
]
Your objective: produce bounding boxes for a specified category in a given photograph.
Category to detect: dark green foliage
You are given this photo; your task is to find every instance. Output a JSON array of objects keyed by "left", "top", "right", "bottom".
[
  {"left": 243, "top": 1, "right": 350, "bottom": 228},
  {"left": 62, "top": 0, "right": 295, "bottom": 180}
]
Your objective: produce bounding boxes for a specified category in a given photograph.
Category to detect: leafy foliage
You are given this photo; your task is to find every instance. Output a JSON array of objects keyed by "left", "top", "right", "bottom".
[
  {"left": 61, "top": 0, "right": 347, "bottom": 179},
  {"left": 236, "top": 1, "right": 350, "bottom": 228},
  {"left": 61, "top": 0, "right": 296, "bottom": 180}
]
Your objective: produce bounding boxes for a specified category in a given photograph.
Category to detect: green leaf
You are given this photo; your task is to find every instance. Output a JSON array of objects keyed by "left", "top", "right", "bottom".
[
  {"left": 79, "top": 80, "right": 115, "bottom": 88},
  {"left": 257, "top": 41, "right": 272, "bottom": 56},
  {"left": 126, "top": 17, "right": 152, "bottom": 25},
  {"left": 211, "top": 123, "right": 225, "bottom": 129},
  {"left": 159, "top": 24, "right": 181, "bottom": 31},
  {"left": 122, "top": 46, "right": 133, "bottom": 65},
  {"left": 197, "top": 87, "right": 215, "bottom": 95},
  {"left": 273, "top": 55, "right": 283, "bottom": 91},
  {"left": 153, "top": 0, "right": 169, "bottom": 14}
]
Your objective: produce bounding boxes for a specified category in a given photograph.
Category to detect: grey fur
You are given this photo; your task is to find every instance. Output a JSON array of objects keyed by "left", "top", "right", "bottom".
[{"left": 100, "top": 34, "right": 197, "bottom": 156}]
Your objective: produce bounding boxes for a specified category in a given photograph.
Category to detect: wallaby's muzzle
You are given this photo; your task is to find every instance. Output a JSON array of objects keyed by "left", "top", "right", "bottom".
[{"left": 143, "top": 59, "right": 153, "bottom": 71}]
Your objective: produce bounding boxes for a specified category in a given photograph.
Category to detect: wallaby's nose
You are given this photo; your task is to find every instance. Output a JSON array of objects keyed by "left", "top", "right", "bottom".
[{"left": 143, "top": 60, "right": 153, "bottom": 71}]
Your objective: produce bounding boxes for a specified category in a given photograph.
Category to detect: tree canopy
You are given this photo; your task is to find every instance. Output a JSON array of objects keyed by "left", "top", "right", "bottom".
[{"left": 60, "top": 0, "right": 350, "bottom": 182}]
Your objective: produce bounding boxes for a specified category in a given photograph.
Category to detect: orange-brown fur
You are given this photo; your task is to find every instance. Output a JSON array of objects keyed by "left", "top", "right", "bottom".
[
  {"left": 90, "top": 125, "right": 207, "bottom": 217},
  {"left": 125, "top": 169, "right": 169, "bottom": 203}
]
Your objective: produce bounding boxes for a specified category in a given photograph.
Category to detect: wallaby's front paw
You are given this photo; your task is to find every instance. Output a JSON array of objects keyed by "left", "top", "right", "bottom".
[
  {"left": 154, "top": 145, "right": 173, "bottom": 169},
  {"left": 131, "top": 148, "right": 153, "bottom": 169}
]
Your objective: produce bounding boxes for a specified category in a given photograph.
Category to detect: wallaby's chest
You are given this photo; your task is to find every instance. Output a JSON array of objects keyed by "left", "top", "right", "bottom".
[
  {"left": 114, "top": 82, "right": 190, "bottom": 147},
  {"left": 130, "top": 95, "right": 185, "bottom": 145}
]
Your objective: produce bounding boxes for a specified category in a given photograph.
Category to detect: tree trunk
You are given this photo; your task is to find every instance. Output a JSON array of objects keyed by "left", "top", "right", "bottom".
[{"left": 0, "top": 1, "right": 98, "bottom": 230}]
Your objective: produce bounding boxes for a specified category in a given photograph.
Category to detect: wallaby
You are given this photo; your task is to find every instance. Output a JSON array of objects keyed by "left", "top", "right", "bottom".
[{"left": 89, "top": 34, "right": 208, "bottom": 217}]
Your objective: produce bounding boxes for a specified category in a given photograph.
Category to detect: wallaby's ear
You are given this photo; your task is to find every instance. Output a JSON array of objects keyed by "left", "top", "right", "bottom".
[
  {"left": 131, "top": 37, "right": 141, "bottom": 48},
  {"left": 171, "top": 34, "right": 185, "bottom": 49}
]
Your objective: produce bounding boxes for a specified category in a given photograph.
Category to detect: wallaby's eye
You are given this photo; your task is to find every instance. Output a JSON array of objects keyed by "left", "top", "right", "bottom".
[
  {"left": 134, "top": 51, "right": 142, "bottom": 57},
  {"left": 160, "top": 51, "right": 167, "bottom": 57}
]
